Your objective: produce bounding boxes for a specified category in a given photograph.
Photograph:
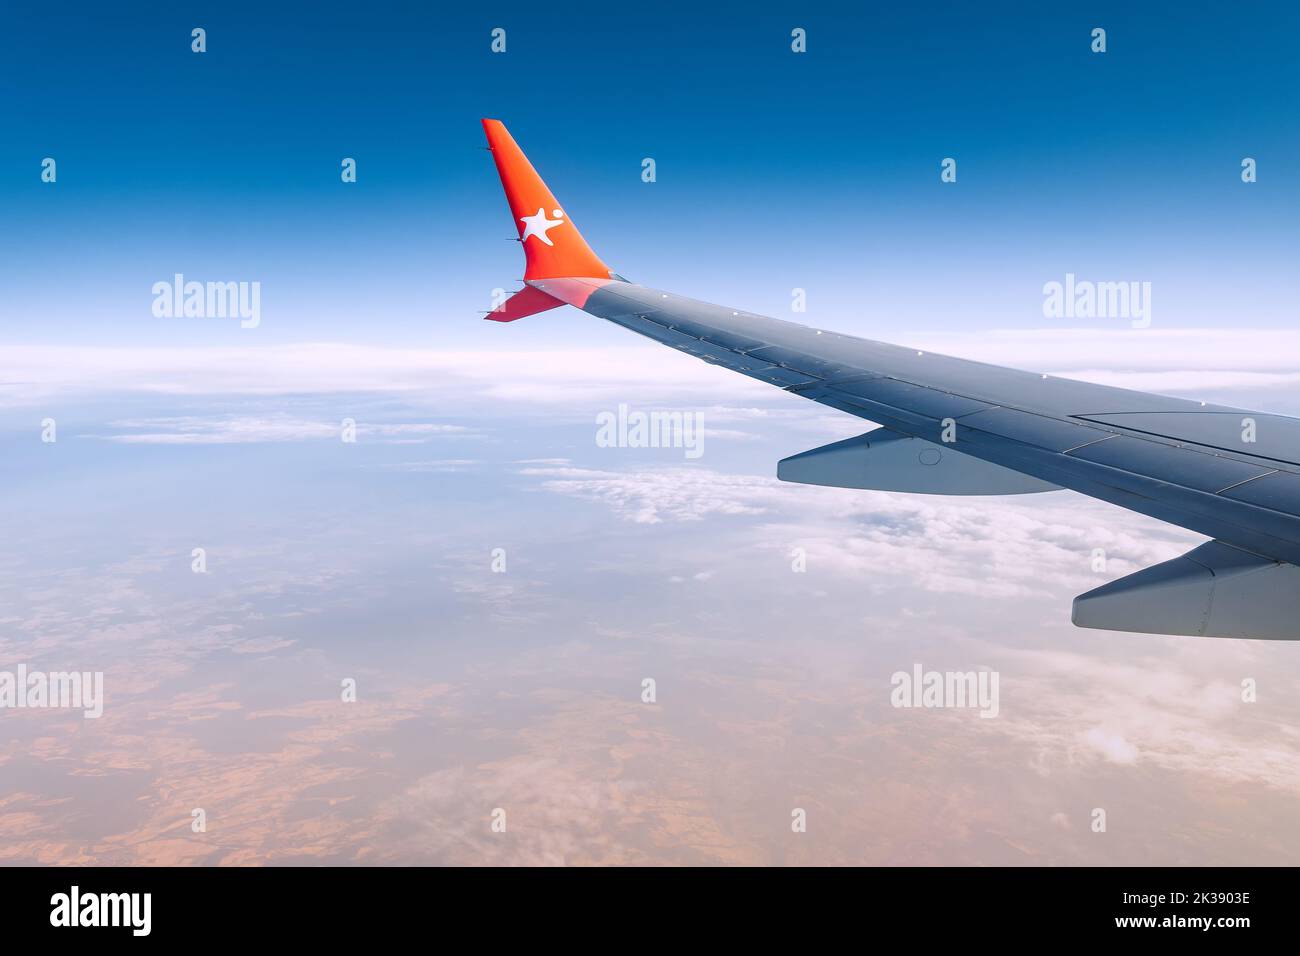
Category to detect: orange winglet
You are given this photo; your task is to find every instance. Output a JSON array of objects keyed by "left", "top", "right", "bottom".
[
  {"left": 487, "top": 284, "right": 566, "bottom": 322},
  {"left": 482, "top": 119, "right": 612, "bottom": 281}
]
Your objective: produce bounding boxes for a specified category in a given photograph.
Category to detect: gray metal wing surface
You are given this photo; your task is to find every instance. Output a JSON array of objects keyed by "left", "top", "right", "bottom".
[{"left": 535, "top": 278, "right": 1300, "bottom": 640}]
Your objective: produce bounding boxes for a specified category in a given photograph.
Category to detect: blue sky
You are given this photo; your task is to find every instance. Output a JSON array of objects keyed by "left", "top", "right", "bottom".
[
  {"left": 4, "top": 1, "right": 1299, "bottom": 347},
  {"left": 4, "top": 4, "right": 1300, "bottom": 866}
]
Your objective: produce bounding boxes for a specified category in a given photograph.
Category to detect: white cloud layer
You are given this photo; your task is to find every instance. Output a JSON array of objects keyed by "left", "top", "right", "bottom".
[
  {"left": 522, "top": 462, "right": 1199, "bottom": 598},
  {"left": 4, "top": 326, "right": 1300, "bottom": 413},
  {"left": 90, "top": 415, "right": 471, "bottom": 444}
]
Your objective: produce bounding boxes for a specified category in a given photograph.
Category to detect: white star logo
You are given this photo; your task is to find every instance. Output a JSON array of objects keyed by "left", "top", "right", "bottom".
[{"left": 520, "top": 207, "right": 565, "bottom": 246}]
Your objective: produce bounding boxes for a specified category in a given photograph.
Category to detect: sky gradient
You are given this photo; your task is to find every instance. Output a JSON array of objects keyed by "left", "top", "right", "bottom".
[{"left": 5, "top": 2, "right": 1300, "bottom": 345}]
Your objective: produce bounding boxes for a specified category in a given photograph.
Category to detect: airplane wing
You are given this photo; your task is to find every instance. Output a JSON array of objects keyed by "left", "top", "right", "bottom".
[{"left": 482, "top": 118, "right": 1300, "bottom": 640}]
